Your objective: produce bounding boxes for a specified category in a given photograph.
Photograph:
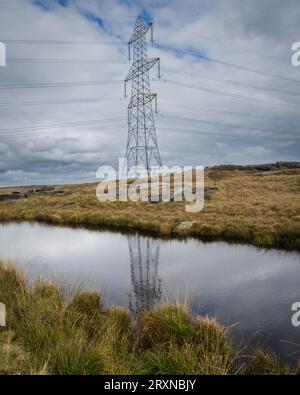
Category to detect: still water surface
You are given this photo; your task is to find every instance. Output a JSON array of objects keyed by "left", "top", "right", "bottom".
[{"left": 0, "top": 222, "right": 299, "bottom": 360}]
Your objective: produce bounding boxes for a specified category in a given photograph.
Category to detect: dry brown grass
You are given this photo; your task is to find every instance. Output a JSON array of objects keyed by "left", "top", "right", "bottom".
[{"left": 0, "top": 169, "right": 299, "bottom": 249}]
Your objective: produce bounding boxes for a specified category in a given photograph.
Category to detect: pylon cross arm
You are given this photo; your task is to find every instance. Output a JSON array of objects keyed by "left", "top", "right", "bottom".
[
  {"left": 125, "top": 58, "right": 159, "bottom": 82},
  {"left": 128, "top": 93, "right": 157, "bottom": 110},
  {"left": 128, "top": 23, "right": 152, "bottom": 45}
]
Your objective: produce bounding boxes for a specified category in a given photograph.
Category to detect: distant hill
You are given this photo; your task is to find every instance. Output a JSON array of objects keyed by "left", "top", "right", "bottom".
[{"left": 208, "top": 161, "right": 300, "bottom": 171}]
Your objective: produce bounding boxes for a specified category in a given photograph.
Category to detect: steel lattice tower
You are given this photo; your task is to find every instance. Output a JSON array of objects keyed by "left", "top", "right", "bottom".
[
  {"left": 124, "top": 15, "right": 162, "bottom": 176},
  {"left": 128, "top": 235, "right": 162, "bottom": 318}
]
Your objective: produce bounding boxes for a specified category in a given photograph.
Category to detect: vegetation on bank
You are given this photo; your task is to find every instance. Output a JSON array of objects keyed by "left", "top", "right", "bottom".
[
  {"left": 0, "top": 169, "right": 300, "bottom": 250},
  {"left": 0, "top": 261, "right": 298, "bottom": 375}
]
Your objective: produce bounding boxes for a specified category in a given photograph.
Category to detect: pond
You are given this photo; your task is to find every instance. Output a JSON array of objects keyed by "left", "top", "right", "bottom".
[{"left": 0, "top": 222, "right": 300, "bottom": 361}]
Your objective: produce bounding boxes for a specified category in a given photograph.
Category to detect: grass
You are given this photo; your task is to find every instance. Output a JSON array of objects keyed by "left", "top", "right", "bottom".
[
  {"left": 0, "top": 169, "right": 299, "bottom": 250},
  {"left": 0, "top": 261, "right": 299, "bottom": 375}
]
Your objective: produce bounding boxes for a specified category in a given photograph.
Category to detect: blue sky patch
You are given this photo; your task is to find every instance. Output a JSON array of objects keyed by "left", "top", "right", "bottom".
[
  {"left": 84, "top": 12, "right": 104, "bottom": 28},
  {"left": 32, "top": 0, "right": 51, "bottom": 10},
  {"left": 32, "top": 0, "right": 70, "bottom": 10},
  {"left": 141, "top": 9, "right": 152, "bottom": 23},
  {"left": 153, "top": 43, "right": 207, "bottom": 61}
]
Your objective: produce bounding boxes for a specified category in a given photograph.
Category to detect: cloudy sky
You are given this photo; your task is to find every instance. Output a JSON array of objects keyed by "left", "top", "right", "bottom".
[{"left": 0, "top": 0, "right": 299, "bottom": 186}]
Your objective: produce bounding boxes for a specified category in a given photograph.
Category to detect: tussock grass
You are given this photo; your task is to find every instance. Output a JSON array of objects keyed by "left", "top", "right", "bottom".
[
  {"left": 0, "top": 170, "right": 299, "bottom": 250},
  {"left": 244, "top": 348, "right": 295, "bottom": 375},
  {"left": 0, "top": 261, "right": 298, "bottom": 375},
  {"left": 139, "top": 310, "right": 235, "bottom": 375},
  {"left": 138, "top": 305, "right": 192, "bottom": 348}
]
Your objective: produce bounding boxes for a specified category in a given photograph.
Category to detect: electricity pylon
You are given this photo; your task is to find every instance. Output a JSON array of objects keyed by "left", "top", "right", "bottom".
[
  {"left": 124, "top": 15, "right": 162, "bottom": 176},
  {"left": 128, "top": 235, "right": 162, "bottom": 318}
]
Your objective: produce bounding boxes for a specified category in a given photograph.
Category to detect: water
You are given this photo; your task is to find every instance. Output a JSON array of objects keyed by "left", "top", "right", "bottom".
[{"left": 0, "top": 222, "right": 300, "bottom": 361}]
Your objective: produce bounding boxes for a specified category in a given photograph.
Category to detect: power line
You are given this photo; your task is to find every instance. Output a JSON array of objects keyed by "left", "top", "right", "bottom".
[
  {"left": 6, "top": 58, "right": 130, "bottom": 64},
  {"left": 0, "top": 125, "right": 124, "bottom": 141},
  {"left": 156, "top": 126, "right": 300, "bottom": 144},
  {"left": 0, "top": 6, "right": 135, "bottom": 18},
  {"left": 158, "top": 126, "right": 219, "bottom": 137},
  {"left": 157, "top": 126, "right": 299, "bottom": 144},
  {"left": 159, "top": 113, "right": 299, "bottom": 137},
  {"left": 158, "top": 44, "right": 300, "bottom": 85},
  {"left": 160, "top": 100, "right": 300, "bottom": 124},
  {"left": 164, "top": 68, "right": 300, "bottom": 97},
  {"left": 7, "top": 118, "right": 289, "bottom": 142},
  {"left": 0, "top": 124, "right": 127, "bottom": 143},
  {"left": 157, "top": 126, "right": 252, "bottom": 139},
  {"left": 4, "top": 123, "right": 298, "bottom": 145},
  {"left": 178, "top": 28, "right": 285, "bottom": 64},
  {"left": 0, "top": 80, "right": 123, "bottom": 90},
  {"left": 0, "top": 97, "right": 124, "bottom": 107},
  {"left": 0, "top": 118, "right": 127, "bottom": 139},
  {"left": 162, "top": 79, "right": 297, "bottom": 108},
  {"left": 0, "top": 116, "right": 127, "bottom": 135},
  {"left": 1, "top": 39, "right": 127, "bottom": 46}
]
